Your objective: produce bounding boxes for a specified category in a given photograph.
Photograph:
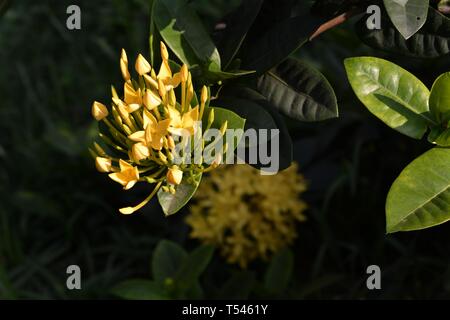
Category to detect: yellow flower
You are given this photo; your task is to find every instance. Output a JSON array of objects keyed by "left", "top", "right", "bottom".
[
  {"left": 157, "top": 42, "right": 181, "bottom": 90},
  {"left": 168, "top": 106, "right": 199, "bottom": 136},
  {"left": 143, "top": 89, "right": 161, "bottom": 110},
  {"left": 167, "top": 166, "right": 183, "bottom": 185},
  {"left": 135, "top": 54, "right": 151, "bottom": 76},
  {"left": 108, "top": 159, "right": 139, "bottom": 190},
  {"left": 91, "top": 101, "right": 109, "bottom": 121},
  {"left": 124, "top": 82, "right": 142, "bottom": 105},
  {"left": 128, "top": 110, "right": 171, "bottom": 151},
  {"left": 90, "top": 42, "right": 228, "bottom": 215},
  {"left": 120, "top": 49, "right": 130, "bottom": 81},
  {"left": 186, "top": 163, "right": 308, "bottom": 268},
  {"left": 131, "top": 142, "right": 150, "bottom": 162},
  {"left": 95, "top": 157, "right": 112, "bottom": 173}
]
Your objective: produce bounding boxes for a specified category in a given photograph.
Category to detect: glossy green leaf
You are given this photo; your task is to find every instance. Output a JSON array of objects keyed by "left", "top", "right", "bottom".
[
  {"left": 383, "top": 0, "right": 429, "bottom": 39},
  {"left": 386, "top": 147, "right": 450, "bottom": 233},
  {"left": 203, "top": 69, "right": 255, "bottom": 84},
  {"left": 264, "top": 248, "right": 294, "bottom": 294},
  {"left": 153, "top": 0, "right": 221, "bottom": 70},
  {"left": 213, "top": 97, "right": 277, "bottom": 147},
  {"left": 429, "top": 126, "right": 450, "bottom": 146},
  {"left": 356, "top": 7, "right": 450, "bottom": 58},
  {"left": 344, "top": 57, "right": 436, "bottom": 139},
  {"left": 256, "top": 58, "right": 338, "bottom": 122},
  {"left": 112, "top": 279, "right": 168, "bottom": 300},
  {"left": 220, "top": 86, "right": 293, "bottom": 171},
  {"left": 152, "top": 240, "right": 187, "bottom": 282},
  {"left": 241, "top": 14, "right": 323, "bottom": 74},
  {"left": 216, "top": 0, "right": 264, "bottom": 69},
  {"left": 430, "top": 72, "right": 450, "bottom": 124},
  {"left": 203, "top": 106, "right": 246, "bottom": 151},
  {"left": 157, "top": 173, "right": 202, "bottom": 216},
  {"left": 435, "top": 129, "right": 450, "bottom": 146},
  {"left": 174, "top": 245, "right": 214, "bottom": 293}
]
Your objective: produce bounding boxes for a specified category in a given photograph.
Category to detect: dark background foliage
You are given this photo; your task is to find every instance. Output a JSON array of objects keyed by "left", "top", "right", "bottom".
[{"left": 1, "top": 0, "right": 450, "bottom": 299}]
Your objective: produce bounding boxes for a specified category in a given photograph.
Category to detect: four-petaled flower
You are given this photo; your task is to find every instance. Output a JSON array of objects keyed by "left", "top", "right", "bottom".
[{"left": 108, "top": 159, "right": 139, "bottom": 190}]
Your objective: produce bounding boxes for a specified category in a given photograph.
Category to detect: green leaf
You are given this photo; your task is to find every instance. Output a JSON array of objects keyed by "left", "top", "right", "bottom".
[
  {"left": 157, "top": 173, "right": 202, "bottom": 216},
  {"left": 429, "top": 126, "right": 450, "bottom": 146},
  {"left": 220, "top": 86, "right": 293, "bottom": 170},
  {"left": 356, "top": 7, "right": 450, "bottom": 58},
  {"left": 435, "top": 129, "right": 450, "bottom": 146},
  {"left": 386, "top": 147, "right": 450, "bottom": 233},
  {"left": 152, "top": 240, "right": 187, "bottom": 282},
  {"left": 241, "top": 14, "right": 323, "bottom": 75},
  {"left": 216, "top": 0, "right": 264, "bottom": 69},
  {"left": 204, "top": 106, "right": 246, "bottom": 151},
  {"left": 203, "top": 69, "right": 255, "bottom": 84},
  {"left": 174, "top": 245, "right": 214, "bottom": 294},
  {"left": 112, "top": 279, "right": 168, "bottom": 300},
  {"left": 263, "top": 248, "right": 294, "bottom": 295},
  {"left": 383, "top": 0, "right": 429, "bottom": 39},
  {"left": 430, "top": 72, "right": 450, "bottom": 124},
  {"left": 257, "top": 58, "right": 338, "bottom": 122},
  {"left": 213, "top": 97, "right": 277, "bottom": 147},
  {"left": 153, "top": 0, "right": 221, "bottom": 70},
  {"left": 344, "top": 57, "right": 435, "bottom": 139}
]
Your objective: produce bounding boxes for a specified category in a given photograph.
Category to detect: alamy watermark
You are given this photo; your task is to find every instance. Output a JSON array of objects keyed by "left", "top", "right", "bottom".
[
  {"left": 66, "top": 265, "right": 81, "bottom": 290},
  {"left": 366, "top": 265, "right": 381, "bottom": 290},
  {"left": 66, "top": 5, "right": 81, "bottom": 30},
  {"left": 169, "top": 122, "right": 280, "bottom": 175}
]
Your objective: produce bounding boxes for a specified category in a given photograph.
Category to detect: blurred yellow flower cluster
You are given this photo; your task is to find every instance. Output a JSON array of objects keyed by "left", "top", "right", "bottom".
[
  {"left": 186, "top": 163, "right": 308, "bottom": 268},
  {"left": 89, "top": 42, "right": 221, "bottom": 215}
]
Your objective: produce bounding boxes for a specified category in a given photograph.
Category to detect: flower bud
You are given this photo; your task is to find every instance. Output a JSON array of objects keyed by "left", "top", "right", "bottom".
[
  {"left": 201, "top": 86, "right": 208, "bottom": 104},
  {"left": 120, "top": 49, "right": 130, "bottom": 81},
  {"left": 158, "top": 151, "right": 168, "bottom": 164},
  {"left": 168, "top": 88, "right": 176, "bottom": 107},
  {"left": 132, "top": 143, "right": 150, "bottom": 162},
  {"left": 135, "top": 54, "right": 151, "bottom": 75},
  {"left": 160, "top": 41, "right": 169, "bottom": 61},
  {"left": 143, "top": 89, "right": 161, "bottom": 110},
  {"left": 143, "top": 74, "right": 158, "bottom": 90},
  {"left": 208, "top": 108, "right": 214, "bottom": 127},
  {"left": 158, "top": 79, "right": 166, "bottom": 99},
  {"left": 167, "top": 135, "right": 176, "bottom": 149},
  {"left": 111, "top": 85, "right": 119, "bottom": 100},
  {"left": 95, "top": 157, "right": 112, "bottom": 172},
  {"left": 220, "top": 121, "right": 228, "bottom": 135},
  {"left": 91, "top": 101, "right": 109, "bottom": 121},
  {"left": 167, "top": 166, "right": 183, "bottom": 185},
  {"left": 94, "top": 142, "right": 107, "bottom": 156},
  {"left": 180, "top": 64, "right": 188, "bottom": 82}
]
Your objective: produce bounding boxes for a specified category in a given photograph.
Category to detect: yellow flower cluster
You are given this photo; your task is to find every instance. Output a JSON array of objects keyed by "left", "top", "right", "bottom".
[
  {"left": 89, "top": 42, "right": 220, "bottom": 215},
  {"left": 186, "top": 163, "right": 308, "bottom": 268}
]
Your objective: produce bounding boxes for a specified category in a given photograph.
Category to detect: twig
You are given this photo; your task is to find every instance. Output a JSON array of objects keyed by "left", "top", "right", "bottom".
[{"left": 309, "top": 9, "right": 363, "bottom": 41}]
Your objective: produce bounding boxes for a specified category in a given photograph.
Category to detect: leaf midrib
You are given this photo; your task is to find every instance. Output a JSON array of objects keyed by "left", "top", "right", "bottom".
[
  {"left": 358, "top": 69, "right": 437, "bottom": 125},
  {"left": 392, "top": 182, "right": 450, "bottom": 230},
  {"left": 159, "top": 1, "right": 220, "bottom": 68},
  {"left": 266, "top": 71, "right": 332, "bottom": 114}
]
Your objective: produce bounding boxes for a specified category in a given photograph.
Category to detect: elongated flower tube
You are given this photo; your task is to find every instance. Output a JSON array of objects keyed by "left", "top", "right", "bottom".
[{"left": 89, "top": 42, "right": 229, "bottom": 215}]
